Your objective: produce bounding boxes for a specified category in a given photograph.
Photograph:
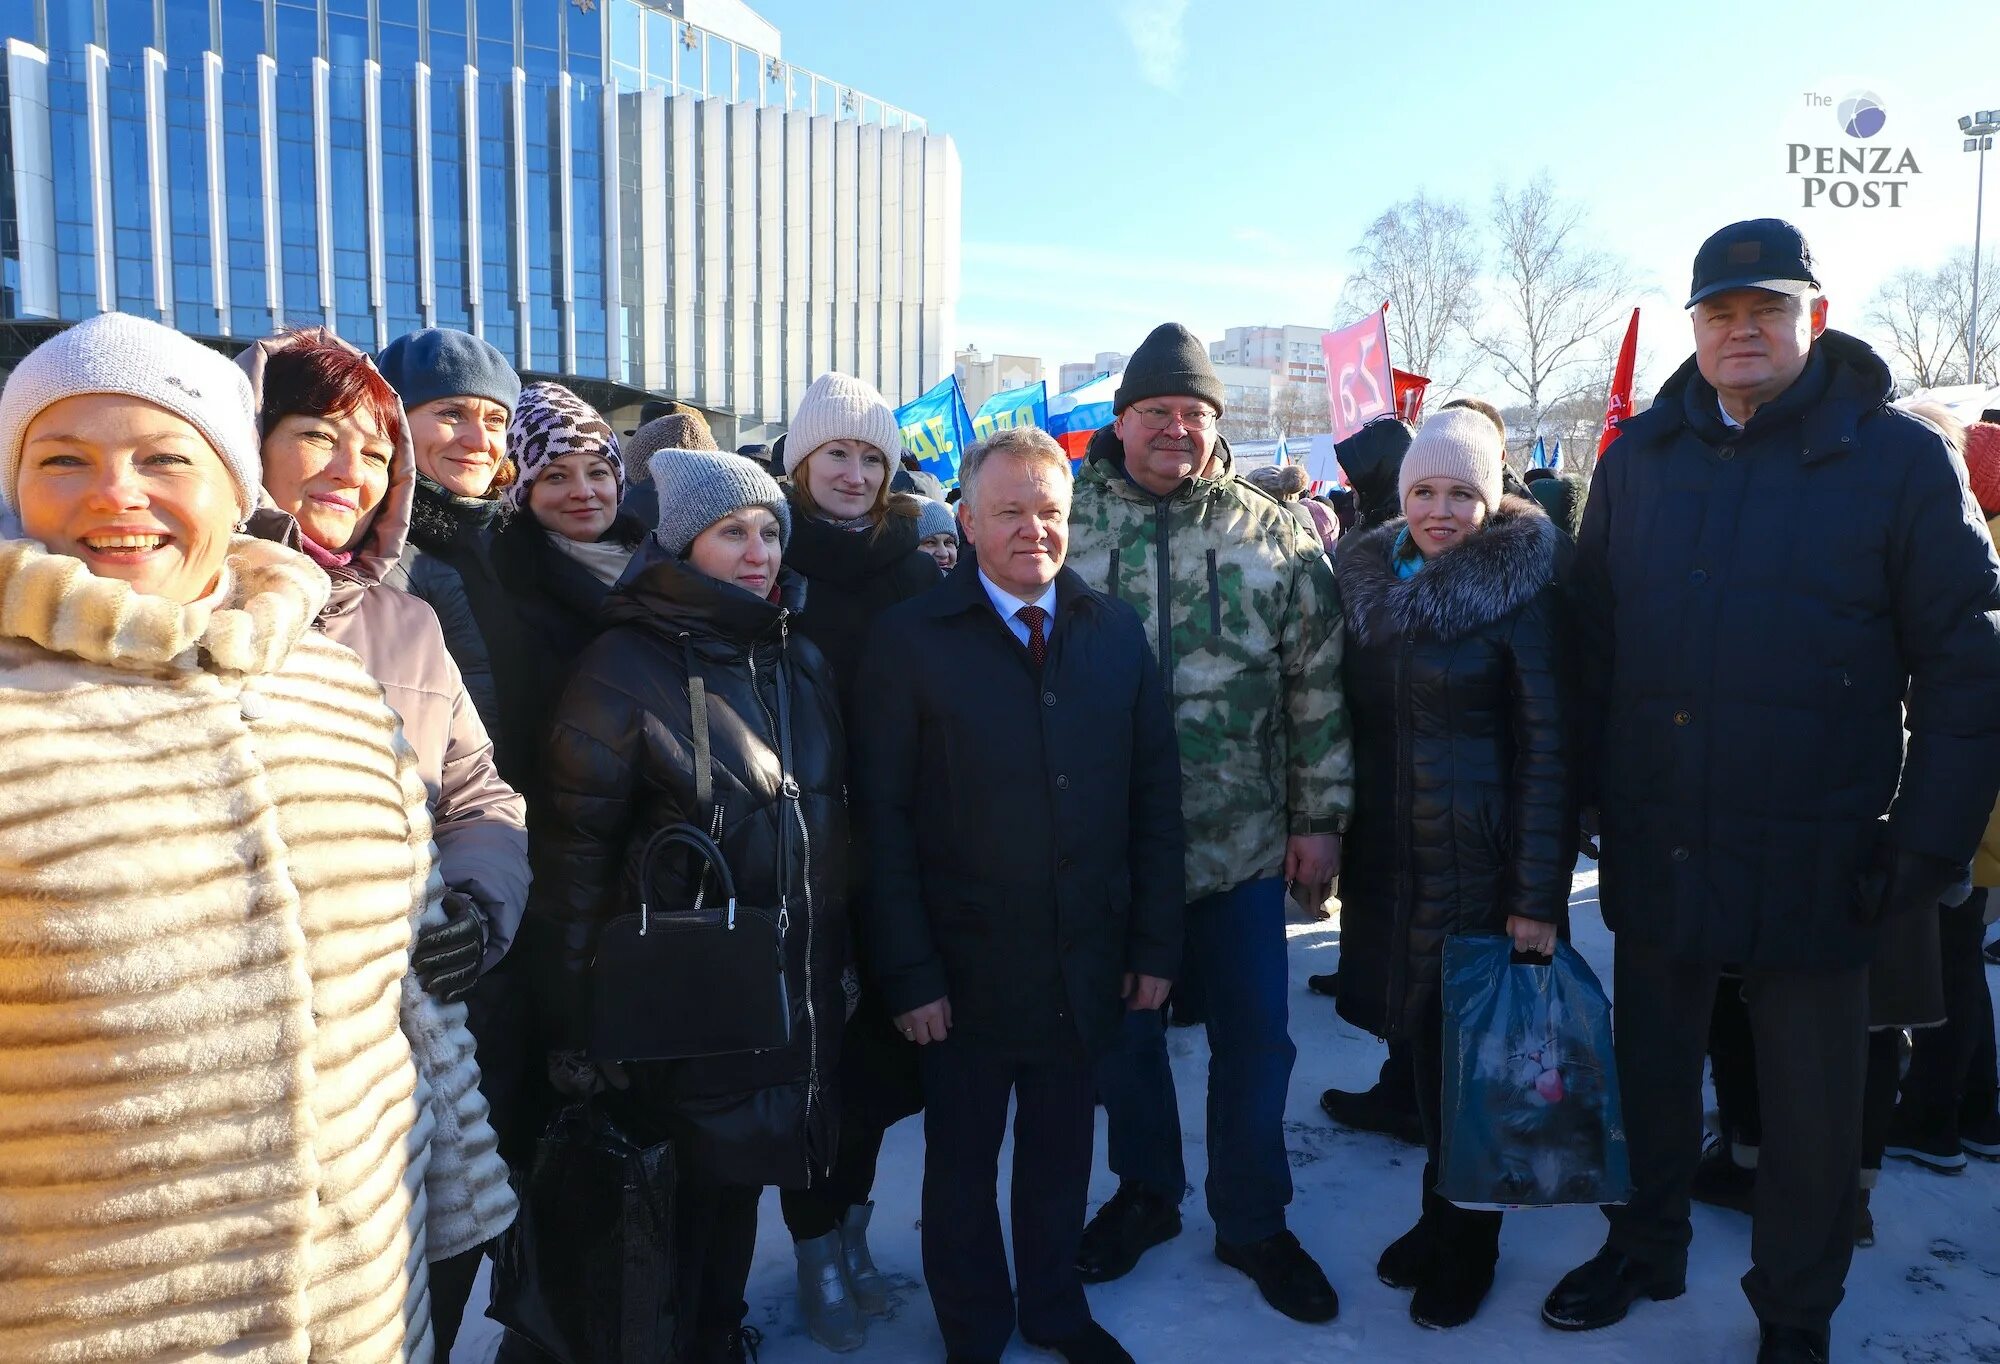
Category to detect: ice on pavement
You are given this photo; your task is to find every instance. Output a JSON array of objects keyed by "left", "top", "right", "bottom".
[{"left": 457, "top": 865, "right": 2000, "bottom": 1362}]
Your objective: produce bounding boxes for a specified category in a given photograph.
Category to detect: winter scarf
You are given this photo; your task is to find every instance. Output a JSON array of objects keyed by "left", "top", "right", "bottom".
[
  {"left": 1339, "top": 496, "right": 1560, "bottom": 648},
  {"left": 0, "top": 534, "right": 436, "bottom": 1363},
  {"left": 551, "top": 531, "right": 639, "bottom": 586}
]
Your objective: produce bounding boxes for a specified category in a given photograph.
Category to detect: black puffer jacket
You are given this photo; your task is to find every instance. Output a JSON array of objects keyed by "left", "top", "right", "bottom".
[
  {"left": 781, "top": 491, "right": 941, "bottom": 703},
  {"left": 490, "top": 511, "right": 648, "bottom": 818},
  {"left": 386, "top": 478, "right": 532, "bottom": 784},
  {"left": 531, "top": 540, "right": 849, "bottom": 1187},
  {"left": 1333, "top": 498, "right": 1573, "bottom": 1040},
  {"left": 1576, "top": 332, "right": 2000, "bottom": 971}
]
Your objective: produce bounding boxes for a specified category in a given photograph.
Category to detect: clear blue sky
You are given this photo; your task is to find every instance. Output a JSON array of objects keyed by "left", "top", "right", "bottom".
[{"left": 754, "top": 0, "right": 2000, "bottom": 397}]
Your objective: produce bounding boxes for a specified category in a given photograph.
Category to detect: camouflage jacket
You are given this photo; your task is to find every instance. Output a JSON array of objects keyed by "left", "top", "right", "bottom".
[{"left": 1067, "top": 427, "right": 1354, "bottom": 901}]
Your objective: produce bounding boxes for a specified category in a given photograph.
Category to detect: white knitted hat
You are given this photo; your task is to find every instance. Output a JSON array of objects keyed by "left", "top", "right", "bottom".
[
  {"left": 1398, "top": 407, "right": 1505, "bottom": 513},
  {"left": 0, "top": 313, "right": 263, "bottom": 523},
  {"left": 784, "top": 371, "right": 903, "bottom": 475}
]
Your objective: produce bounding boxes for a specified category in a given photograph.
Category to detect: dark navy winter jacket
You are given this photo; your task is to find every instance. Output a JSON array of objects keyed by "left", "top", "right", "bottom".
[{"left": 1574, "top": 330, "right": 2000, "bottom": 971}]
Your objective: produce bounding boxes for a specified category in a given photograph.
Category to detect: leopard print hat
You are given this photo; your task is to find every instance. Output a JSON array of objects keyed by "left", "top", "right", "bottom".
[{"left": 506, "top": 381, "right": 625, "bottom": 509}]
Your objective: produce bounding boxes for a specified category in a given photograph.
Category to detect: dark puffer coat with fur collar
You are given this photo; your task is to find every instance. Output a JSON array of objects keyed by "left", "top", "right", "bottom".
[{"left": 1332, "top": 496, "right": 1574, "bottom": 1041}]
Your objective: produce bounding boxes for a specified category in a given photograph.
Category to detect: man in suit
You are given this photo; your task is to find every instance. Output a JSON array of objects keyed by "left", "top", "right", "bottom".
[{"left": 854, "top": 427, "right": 1185, "bottom": 1364}]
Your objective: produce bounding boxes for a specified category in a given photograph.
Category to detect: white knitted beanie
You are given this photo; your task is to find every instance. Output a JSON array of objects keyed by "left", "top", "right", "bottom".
[
  {"left": 784, "top": 371, "right": 903, "bottom": 476},
  {"left": 1398, "top": 407, "right": 1505, "bottom": 513},
  {"left": 0, "top": 313, "right": 263, "bottom": 523}
]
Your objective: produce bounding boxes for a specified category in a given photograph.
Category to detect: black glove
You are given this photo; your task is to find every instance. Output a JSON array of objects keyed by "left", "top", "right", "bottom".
[
  {"left": 412, "top": 890, "right": 485, "bottom": 1002},
  {"left": 1852, "top": 847, "right": 1964, "bottom": 925}
]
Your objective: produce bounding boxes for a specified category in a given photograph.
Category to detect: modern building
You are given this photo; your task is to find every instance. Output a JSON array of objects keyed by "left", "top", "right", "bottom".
[
  {"left": 0, "top": 0, "right": 961, "bottom": 439},
  {"left": 953, "top": 344, "right": 1040, "bottom": 411},
  {"left": 1213, "top": 361, "right": 1276, "bottom": 443},
  {"left": 1209, "top": 324, "right": 1326, "bottom": 387}
]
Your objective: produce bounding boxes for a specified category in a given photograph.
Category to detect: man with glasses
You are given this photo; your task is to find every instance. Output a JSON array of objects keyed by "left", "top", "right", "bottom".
[{"left": 1066, "top": 323, "right": 1353, "bottom": 1323}]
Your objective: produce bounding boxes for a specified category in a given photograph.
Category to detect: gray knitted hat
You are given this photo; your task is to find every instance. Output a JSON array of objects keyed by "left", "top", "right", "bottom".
[
  {"left": 915, "top": 497, "right": 958, "bottom": 542},
  {"left": 1399, "top": 407, "right": 1505, "bottom": 513},
  {"left": 784, "top": 372, "right": 902, "bottom": 475},
  {"left": 625, "top": 405, "right": 717, "bottom": 475},
  {"left": 650, "top": 447, "right": 793, "bottom": 558},
  {"left": 0, "top": 312, "right": 263, "bottom": 523},
  {"left": 376, "top": 327, "right": 521, "bottom": 414}
]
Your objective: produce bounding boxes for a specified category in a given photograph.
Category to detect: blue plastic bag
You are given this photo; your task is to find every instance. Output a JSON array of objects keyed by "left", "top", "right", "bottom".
[{"left": 1438, "top": 934, "right": 1631, "bottom": 1209}]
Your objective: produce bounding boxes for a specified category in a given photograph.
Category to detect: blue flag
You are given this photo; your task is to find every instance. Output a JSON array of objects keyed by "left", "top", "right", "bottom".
[
  {"left": 1530, "top": 436, "right": 1553, "bottom": 470},
  {"left": 1550, "top": 438, "right": 1563, "bottom": 471},
  {"left": 895, "top": 376, "right": 975, "bottom": 485},
  {"left": 971, "top": 380, "right": 1049, "bottom": 440}
]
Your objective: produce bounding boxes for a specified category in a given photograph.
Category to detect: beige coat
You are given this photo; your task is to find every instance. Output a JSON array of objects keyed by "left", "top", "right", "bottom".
[{"left": 0, "top": 536, "right": 435, "bottom": 1362}]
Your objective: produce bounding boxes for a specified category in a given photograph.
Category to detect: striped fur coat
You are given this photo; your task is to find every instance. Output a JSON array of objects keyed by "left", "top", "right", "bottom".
[{"left": 0, "top": 534, "right": 475, "bottom": 1362}]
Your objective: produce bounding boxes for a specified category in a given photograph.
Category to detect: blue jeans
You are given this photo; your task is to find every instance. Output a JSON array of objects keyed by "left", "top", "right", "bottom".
[{"left": 1097, "top": 876, "right": 1297, "bottom": 1245}]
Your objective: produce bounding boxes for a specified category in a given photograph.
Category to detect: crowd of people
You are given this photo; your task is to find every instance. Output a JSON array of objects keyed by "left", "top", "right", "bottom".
[{"left": 0, "top": 214, "right": 1996, "bottom": 1364}]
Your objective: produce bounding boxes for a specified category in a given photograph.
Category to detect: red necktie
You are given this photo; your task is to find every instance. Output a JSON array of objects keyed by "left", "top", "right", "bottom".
[{"left": 1016, "top": 604, "right": 1048, "bottom": 668}]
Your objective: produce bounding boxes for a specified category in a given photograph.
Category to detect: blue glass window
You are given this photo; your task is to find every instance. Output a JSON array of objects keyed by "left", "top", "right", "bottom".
[{"left": 429, "top": 65, "right": 470, "bottom": 331}]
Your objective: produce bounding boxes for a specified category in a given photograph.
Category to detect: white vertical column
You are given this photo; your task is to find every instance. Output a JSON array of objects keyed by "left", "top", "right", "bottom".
[
  {"left": 202, "top": 50, "right": 230, "bottom": 332},
  {"left": 85, "top": 44, "right": 114, "bottom": 311},
  {"left": 782, "top": 109, "right": 808, "bottom": 413},
  {"left": 856, "top": 123, "right": 880, "bottom": 395},
  {"left": 510, "top": 66, "right": 530, "bottom": 368},
  {"left": 898, "top": 128, "right": 923, "bottom": 394},
  {"left": 936, "top": 136, "right": 962, "bottom": 396},
  {"left": 668, "top": 92, "right": 695, "bottom": 397},
  {"left": 600, "top": 87, "right": 622, "bottom": 379},
  {"left": 877, "top": 129, "right": 903, "bottom": 402},
  {"left": 640, "top": 87, "right": 668, "bottom": 392},
  {"left": 697, "top": 96, "right": 727, "bottom": 405},
  {"left": 755, "top": 106, "right": 784, "bottom": 425},
  {"left": 364, "top": 58, "right": 387, "bottom": 350},
  {"left": 462, "top": 63, "right": 481, "bottom": 326},
  {"left": 808, "top": 114, "right": 832, "bottom": 379},
  {"left": 142, "top": 48, "right": 173, "bottom": 320},
  {"left": 557, "top": 70, "right": 577, "bottom": 374},
  {"left": 728, "top": 101, "right": 756, "bottom": 416},
  {"left": 311, "top": 57, "right": 333, "bottom": 323},
  {"left": 414, "top": 61, "right": 435, "bottom": 325},
  {"left": 257, "top": 53, "right": 281, "bottom": 319},
  {"left": 833, "top": 119, "right": 859, "bottom": 378},
  {"left": 5, "top": 40, "right": 60, "bottom": 319}
]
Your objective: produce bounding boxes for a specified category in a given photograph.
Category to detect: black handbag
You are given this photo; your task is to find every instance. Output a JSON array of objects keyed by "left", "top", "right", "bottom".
[{"left": 586, "top": 649, "right": 798, "bottom": 1063}]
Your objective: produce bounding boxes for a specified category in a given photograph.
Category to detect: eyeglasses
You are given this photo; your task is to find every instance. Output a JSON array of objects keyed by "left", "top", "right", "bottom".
[{"left": 1131, "top": 404, "right": 1218, "bottom": 432}]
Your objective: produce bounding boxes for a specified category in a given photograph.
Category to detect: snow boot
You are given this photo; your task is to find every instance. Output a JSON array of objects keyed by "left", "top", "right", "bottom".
[
  {"left": 1689, "top": 1137, "right": 1756, "bottom": 1214},
  {"left": 1756, "top": 1324, "right": 1828, "bottom": 1364},
  {"left": 1077, "top": 1182, "right": 1181, "bottom": 1284},
  {"left": 1854, "top": 1187, "right": 1875, "bottom": 1247},
  {"left": 793, "top": 1231, "right": 866, "bottom": 1352},
  {"left": 1376, "top": 1215, "right": 1437, "bottom": 1290},
  {"left": 838, "top": 1203, "right": 892, "bottom": 1317},
  {"left": 1214, "top": 1229, "right": 1339, "bottom": 1324}
]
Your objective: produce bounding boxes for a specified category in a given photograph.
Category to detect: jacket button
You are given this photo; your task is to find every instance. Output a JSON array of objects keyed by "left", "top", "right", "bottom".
[
  {"left": 1673, "top": 710, "right": 1691, "bottom": 726},
  {"left": 1058, "top": 858, "right": 1073, "bottom": 872},
  {"left": 1056, "top": 774, "right": 1070, "bottom": 789},
  {"left": 1718, "top": 445, "right": 1736, "bottom": 461},
  {"left": 1671, "top": 847, "right": 1690, "bottom": 862},
  {"left": 1043, "top": 691, "right": 1056, "bottom": 707},
  {"left": 1689, "top": 569, "right": 1708, "bottom": 585}
]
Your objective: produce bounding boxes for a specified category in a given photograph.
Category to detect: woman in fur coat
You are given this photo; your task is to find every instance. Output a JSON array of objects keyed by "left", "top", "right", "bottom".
[
  {"left": 1331, "top": 409, "right": 1573, "bottom": 1331},
  {"left": 0, "top": 313, "right": 438, "bottom": 1361}
]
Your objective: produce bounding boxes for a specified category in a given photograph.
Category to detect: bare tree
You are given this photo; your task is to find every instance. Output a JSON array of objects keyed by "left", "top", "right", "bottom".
[
  {"left": 1468, "top": 175, "right": 1635, "bottom": 436},
  {"left": 1338, "top": 192, "right": 1481, "bottom": 389},
  {"left": 1271, "top": 378, "right": 1328, "bottom": 439},
  {"left": 1931, "top": 250, "right": 2000, "bottom": 384},
  {"left": 1866, "top": 267, "right": 1964, "bottom": 388}
]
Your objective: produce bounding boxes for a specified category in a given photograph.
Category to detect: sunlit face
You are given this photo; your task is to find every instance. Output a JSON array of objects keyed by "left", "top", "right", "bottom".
[
  {"left": 686, "top": 506, "right": 783, "bottom": 596},
  {"left": 963, "top": 453, "right": 1070, "bottom": 599},
  {"left": 1113, "top": 395, "right": 1219, "bottom": 498},
  {"left": 918, "top": 530, "right": 959, "bottom": 571},
  {"left": 527, "top": 451, "right": 620, "bottom": 543},
  {"left": 801, "top": 440, "right": 890, "bottom": 521},
  {"left": 407, "top": 394, "right": 509, "bottom": 496},
  {"left": 1692, "top": 288, "right": 1828, "bottom": 411},
  {"left": 260, "top": 406, "right": 393, "bottom": 553},
  {"left": 1403, "top": 476, "right": 1488, "bottom": 558},
  {"left": 16, "top": 394, "right": 240, "bottom": 604}
]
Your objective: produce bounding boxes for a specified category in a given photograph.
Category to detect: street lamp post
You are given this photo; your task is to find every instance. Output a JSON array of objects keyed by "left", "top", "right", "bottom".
[{"left": 1960, "top": 111, "right": 2000, "bottom": 385}]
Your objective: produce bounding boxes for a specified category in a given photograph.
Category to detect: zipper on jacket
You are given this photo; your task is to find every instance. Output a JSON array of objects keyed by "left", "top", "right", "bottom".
[
  {"left": 767, "top": 614, "right": 826, "bottom": 1183},
  {"left": 1154, "top": 500, "right": 1175, "bottom": 700}
]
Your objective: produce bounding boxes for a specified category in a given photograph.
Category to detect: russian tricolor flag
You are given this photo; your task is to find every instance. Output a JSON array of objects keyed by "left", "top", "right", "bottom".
[{"left": 1047, "top": 372, "right": 1120, "bottom": 465}]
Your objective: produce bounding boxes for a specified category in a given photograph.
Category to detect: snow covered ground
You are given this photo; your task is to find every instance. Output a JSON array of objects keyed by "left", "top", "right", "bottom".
[{"left": 457, "top": 866, "right": 2000, "bottom": 1362}]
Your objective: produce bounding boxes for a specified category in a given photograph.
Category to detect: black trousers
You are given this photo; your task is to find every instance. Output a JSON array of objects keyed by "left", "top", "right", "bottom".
[
  {"left": 1901, "top": 889, "right": 1998, "bottom": 1132},
  {"left": 779, "top": 1110, "right": 886, "bottom": 1241},
  {"left": 1407, "top": 1009, "right": 1502, "bottom": 1262},
  {"left": 1606, "top": 936, "right": 1867, "bottom": 1332},
  {"left": 1710, "top": 983, "right": 1902, "bottom": 1173},
  {"left": 919, "top": 1036, "right": 1094, "bottom": 1363},
  {"left": 429, "top": 1242, "right": 489, "bottom": 1358}
]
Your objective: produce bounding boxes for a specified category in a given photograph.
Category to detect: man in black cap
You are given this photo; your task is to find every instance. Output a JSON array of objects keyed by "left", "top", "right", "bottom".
[{"left": 1543, "top": 219, "right": 2000, "bottom": 1363}]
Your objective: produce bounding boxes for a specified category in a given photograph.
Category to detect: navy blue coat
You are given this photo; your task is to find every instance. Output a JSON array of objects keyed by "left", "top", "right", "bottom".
[
  {"left": 853, "top": 561, "right": 1186, "bottom": 1057},
  {"left": 1575, "top": 330, "right": 2000, "bottom": 971}
]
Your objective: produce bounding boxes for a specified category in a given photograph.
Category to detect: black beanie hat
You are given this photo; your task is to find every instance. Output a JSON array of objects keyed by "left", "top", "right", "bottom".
[{"left": 1114, "top": 323, "right": 1226, "bottom": 416}]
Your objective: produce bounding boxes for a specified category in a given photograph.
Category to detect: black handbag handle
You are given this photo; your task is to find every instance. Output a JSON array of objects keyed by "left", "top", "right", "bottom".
[{"left": 635, "top": 823, "right": 739, "bottom": 924}]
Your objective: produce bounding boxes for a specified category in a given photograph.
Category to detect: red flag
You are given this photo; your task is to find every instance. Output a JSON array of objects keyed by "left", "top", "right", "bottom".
[
  {"left": 1391, "top": 369, "right": 1430, "bottom": 423},
  {"left": 1597, "top": 308, "right": 1640, "bottom": 458}
]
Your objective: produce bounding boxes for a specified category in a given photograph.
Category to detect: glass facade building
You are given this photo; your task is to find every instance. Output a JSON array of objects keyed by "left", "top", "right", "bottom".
[{"left": 0, "top": 0, "right": 961, "bottom": 433}]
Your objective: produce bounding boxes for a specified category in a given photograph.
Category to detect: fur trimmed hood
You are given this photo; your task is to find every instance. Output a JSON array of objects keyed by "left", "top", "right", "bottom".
[{"left": 1336, "top": 495, "right": 1558, "bottom": 648}]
